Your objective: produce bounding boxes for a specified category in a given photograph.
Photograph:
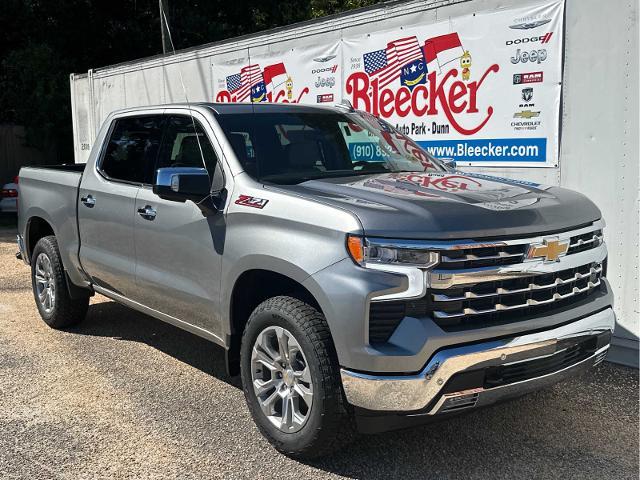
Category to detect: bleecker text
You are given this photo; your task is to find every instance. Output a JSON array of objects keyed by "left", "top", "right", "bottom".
[{"left": 345, "top": 65, "right": 500, "bottom": 136}]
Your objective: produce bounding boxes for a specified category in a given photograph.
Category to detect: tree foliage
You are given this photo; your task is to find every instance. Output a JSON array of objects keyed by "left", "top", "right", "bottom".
[{"left": 0, "top": 0, "right": 382, "bottom": 160}]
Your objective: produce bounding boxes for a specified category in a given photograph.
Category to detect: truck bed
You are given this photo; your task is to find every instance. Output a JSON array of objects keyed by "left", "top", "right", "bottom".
[{"left": 18, "top": 164, "right": 85, "bottom": 285}]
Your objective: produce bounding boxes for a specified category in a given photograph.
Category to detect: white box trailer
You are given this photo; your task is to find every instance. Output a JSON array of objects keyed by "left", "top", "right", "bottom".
[{"left": 70, "top": 0, "right": 639, "bottom": 366}]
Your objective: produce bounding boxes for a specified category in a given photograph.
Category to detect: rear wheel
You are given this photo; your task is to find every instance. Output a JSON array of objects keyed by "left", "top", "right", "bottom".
[
  {"left": 31, "top": 236, "right": 89, "bottom": 328},
  {"left": 240, "top": 296, "right": 355, "bottom": 458}
]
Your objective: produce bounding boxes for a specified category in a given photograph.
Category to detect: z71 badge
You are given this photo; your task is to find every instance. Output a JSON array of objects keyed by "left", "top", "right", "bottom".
[{"left": 235, "top": 195, "right": 269, "bottom": 209}]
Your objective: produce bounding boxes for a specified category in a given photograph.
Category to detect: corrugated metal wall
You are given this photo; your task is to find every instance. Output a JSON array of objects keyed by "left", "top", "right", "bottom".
[{"left": 69, "top": 0, "right": 639, "bottom": 365}]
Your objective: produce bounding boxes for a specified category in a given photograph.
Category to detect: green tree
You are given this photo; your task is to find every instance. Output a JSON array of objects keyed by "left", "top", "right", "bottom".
[{"left": 0, "top": 0, "right": 383, "bottom": 161}]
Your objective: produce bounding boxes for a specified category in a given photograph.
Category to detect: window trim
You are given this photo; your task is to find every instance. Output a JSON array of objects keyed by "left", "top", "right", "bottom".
[{"left": 96, "top": 114, "right": 166, "bottom": 187}]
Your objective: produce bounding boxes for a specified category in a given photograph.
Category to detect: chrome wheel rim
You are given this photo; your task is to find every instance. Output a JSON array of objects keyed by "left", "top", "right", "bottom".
[
  {"left": 34, "top": 253, "right": 55, "bottom": 314},
  {"left": 251, "top": 326, "right": 313, "bottom": 433}
]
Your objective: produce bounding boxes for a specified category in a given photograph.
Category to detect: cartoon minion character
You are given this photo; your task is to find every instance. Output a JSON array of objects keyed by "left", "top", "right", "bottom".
[
  {"left": 460, "top": 51, "right": 472, "bottom": 81},
  {"left": 285, "top": 76, "right": 293, "bottom": 101}
]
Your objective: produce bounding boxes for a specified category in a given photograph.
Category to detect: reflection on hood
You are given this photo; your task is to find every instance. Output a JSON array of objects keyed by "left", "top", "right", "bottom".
[{"left": 347, "top": 172, "right": 550, "bottom": 210}]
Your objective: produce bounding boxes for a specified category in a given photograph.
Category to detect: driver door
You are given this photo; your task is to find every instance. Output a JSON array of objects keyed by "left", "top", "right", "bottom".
[{"left": 132, "top": 113, "right": 226, "bottom": 337}]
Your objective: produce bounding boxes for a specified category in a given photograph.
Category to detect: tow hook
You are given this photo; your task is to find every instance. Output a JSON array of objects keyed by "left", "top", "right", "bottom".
[{"left": 15, "top": 251, "right": 22, "bottom": 260}]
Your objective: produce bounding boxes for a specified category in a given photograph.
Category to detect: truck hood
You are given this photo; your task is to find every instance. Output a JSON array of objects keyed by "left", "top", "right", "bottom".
[{"left": 269, "top": 172, "right": 601, "bottom": 239}]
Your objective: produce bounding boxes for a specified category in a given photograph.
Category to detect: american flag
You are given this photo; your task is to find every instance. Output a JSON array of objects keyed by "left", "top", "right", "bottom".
[
  {"left": 363, "top": 36, "right": 424, "bottom": 88},
  {"left": 225, "top": 64, "right": 263, "bottom": 101},
  {"left": 226, "top": 74, "right": 242, "bottom": 93}
]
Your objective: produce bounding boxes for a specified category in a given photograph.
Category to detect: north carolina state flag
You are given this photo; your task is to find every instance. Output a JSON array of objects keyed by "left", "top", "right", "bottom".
[
  {"left": 423, "top": 33, "right": 465, "bottom": 71},
  {"left": 262, "top": 62, "right": 288, "bottom": 88}
]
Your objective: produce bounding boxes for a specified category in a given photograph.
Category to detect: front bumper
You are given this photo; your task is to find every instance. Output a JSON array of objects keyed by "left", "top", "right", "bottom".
[{"left": 341, "top": 307, "right": 615, "bottom": 413}]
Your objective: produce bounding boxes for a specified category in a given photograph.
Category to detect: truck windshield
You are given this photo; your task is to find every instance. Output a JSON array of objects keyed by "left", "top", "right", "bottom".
[{"left": 215, "top": 110, "right": 444, "bottom": 184}]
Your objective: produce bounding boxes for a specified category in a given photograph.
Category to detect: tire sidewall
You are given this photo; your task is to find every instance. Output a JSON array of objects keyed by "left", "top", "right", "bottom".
[
  {"left": 241, "top": 302, "right": 329, "bottom": 449},
  {"left": 31, "top": 238, "right": 61, "bottom": 324}
]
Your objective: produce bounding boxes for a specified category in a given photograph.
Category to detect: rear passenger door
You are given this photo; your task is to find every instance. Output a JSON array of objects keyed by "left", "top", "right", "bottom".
[
  {"left": 132, "top": 112, "right": 226, "bottom": 336},
  {"left": 78, "top": 114, "right": 164, "bottom": 297}
]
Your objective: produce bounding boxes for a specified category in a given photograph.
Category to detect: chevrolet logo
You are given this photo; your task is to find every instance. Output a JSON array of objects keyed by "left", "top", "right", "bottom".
[
  {"left": 514, "top": 110, "right": 541, "bottom": 119},
  {"left": 527, "top": 237, "right": 569, "bottom": 262}
]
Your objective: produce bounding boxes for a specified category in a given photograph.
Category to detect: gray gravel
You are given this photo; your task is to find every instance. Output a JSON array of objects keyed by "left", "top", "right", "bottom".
[{"left": 0, "top": 225, "right": 638, "bottom": 479}]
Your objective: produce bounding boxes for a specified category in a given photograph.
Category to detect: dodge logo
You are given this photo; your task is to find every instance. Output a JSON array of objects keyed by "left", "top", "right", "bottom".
[{"left": 527, "top": 237, "right": 569, "bottom": 262}]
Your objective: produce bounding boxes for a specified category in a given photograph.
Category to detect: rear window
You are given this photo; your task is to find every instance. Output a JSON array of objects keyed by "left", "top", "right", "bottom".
[{"left": 100, "top": 116, "right": 164, "bottom": 184}]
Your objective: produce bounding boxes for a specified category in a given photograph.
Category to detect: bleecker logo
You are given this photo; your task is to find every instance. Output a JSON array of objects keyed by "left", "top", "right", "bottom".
[
  {"left": 506, "top": 33, "right": 553, "bottom": 45},
  {"left": 513, "top": 71, "right": 544, "bottom": 84},
  {"left": 345, "top": 32, "right": 500, "bottom": 135},
  {"left": 511, "top": 48, "right": 547, "bottom": 64}
]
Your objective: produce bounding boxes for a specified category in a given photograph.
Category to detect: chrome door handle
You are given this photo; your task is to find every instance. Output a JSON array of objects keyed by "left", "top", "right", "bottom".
[
  {"left": 137, "top": 205, "right": 157, "bottom": 220},
  {"left": 80, "top": 194, "right": 96, "bottom": 208}
]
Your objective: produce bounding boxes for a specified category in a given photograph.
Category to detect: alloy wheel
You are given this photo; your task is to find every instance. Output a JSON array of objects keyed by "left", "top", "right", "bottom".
[
  {"left": 34, "top": 253, "right": 56, "bottom": 314},
  {"left": 250, "top": 326, "right": 313, "bottom": 433}
]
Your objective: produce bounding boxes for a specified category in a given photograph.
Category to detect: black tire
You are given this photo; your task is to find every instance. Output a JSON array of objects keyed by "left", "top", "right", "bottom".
[
  {"left": 30, "top": 235, "right": 89, "bottom": 329},
  {"left": 240, "top": 296, "right": 355, "bottom": 459}
]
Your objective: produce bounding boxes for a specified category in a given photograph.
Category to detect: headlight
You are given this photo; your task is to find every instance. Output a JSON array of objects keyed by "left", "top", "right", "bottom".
[{"left": 347, "top": 235, "right": 440, "bottom": 268}]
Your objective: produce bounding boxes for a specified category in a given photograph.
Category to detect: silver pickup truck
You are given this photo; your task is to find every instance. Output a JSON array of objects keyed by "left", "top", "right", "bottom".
[{"left": 17, "top": 103, "right": 614, "bottom": 458}]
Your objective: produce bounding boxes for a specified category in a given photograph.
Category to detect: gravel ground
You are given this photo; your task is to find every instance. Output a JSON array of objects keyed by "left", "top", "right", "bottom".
[{"left": 0, "top": 223, "right": 638, "bottom": 479}]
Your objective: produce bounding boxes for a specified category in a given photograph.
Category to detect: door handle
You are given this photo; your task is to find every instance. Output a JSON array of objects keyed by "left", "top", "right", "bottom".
[
  {"left": 137, "top": 205, "right": 157, "bottom": 220},
  {"left": 80, "top": 194, "right": 96, "bottom": 208}
]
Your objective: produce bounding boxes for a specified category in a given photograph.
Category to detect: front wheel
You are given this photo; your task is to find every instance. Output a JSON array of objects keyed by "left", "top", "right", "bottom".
[
  {"left": 240, "top": 296, "right": 355, "bottom": 458},
  {"left": 31, "top": 236, "right": 89, "bottom": 329}
]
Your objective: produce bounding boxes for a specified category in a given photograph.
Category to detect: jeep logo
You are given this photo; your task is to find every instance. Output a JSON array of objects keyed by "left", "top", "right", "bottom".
[{"left": 511, "top": 48, "right": 547, "bottom": 64}]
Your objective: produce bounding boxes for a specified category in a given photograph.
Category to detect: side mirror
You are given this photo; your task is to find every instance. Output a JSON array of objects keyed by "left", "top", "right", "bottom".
[
  {"left": 440, "top": 157, "right": 457, "bottom": 170},
  {"left": 153, "top": 167, "right": 211, "bottom": 202}
]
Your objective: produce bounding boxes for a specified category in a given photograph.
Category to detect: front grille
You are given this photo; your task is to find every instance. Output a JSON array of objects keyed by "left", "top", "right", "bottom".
[
  {"left": 438, "top": 244, "right": 526, "bottom": 270},
  {"left": 567, "top": 229, "right": 603, "bottom": 255},
  {"left": 369, "top": 261, "right": 604, "bottom": 341},
  {"left": 430, "top": 262, "right": 604, "bottom": 330},
  {"left": 437, "top": 225, "right": 603, "bottom": 270},
  {"left": 368, "top": 223, "right": 606, "bottom": 343}
]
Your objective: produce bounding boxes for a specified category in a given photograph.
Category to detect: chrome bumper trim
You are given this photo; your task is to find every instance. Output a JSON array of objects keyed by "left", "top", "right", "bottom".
[
  {"left": 341, "top": 307, "right": 615, "bottom": 412},
  {"left": 425, "top": 344, "right": 608, "bottom": 415},
  {"left": 16, "top": 234, "right": 29, "bottom": 265}
]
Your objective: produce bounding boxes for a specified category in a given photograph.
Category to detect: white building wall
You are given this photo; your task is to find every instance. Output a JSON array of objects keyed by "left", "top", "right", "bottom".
[{"left": 70, "top": 0, "right": 639, "bottom": 365}]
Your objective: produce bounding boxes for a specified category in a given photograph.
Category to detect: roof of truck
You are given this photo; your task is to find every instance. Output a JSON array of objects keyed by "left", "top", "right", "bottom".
[
  {"left": 202, "top": 102, "right": 347, "bottom": 115},
  {"left": 107, "top": 102, "right": 352, "bottom": 118}
]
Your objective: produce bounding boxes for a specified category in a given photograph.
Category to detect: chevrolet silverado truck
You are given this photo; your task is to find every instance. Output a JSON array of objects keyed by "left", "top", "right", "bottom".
[{"left": 17, "top": 103, "right": 614, "bottom": 458}]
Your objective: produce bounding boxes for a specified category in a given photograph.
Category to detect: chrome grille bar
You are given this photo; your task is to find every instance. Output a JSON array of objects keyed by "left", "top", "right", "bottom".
[
  {"left": 569, "top": 234, "right": 602, "bottom": 249},
  {"left": 432, "top": 266, "right": 602, "bottom": 302},
  {"left": 433, "top": 279, "right": 602, "bottom": 319},
  {"left": 440, "top": 252, "right": 523, "bottom": 263}
]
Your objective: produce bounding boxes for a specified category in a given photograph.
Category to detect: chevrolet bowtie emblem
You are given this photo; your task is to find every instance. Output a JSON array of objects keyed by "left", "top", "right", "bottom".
[
  {"left": 527, "top": 237, "right": 569, "bottom": 262},
  {"left": 514, "top": 110, "right": 541, "bottom": 119}
]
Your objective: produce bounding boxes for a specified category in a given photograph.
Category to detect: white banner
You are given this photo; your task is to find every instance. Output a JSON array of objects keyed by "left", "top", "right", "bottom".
[
  {"left": 212, "top": 0, "right": 564, "bottom": 167},
  {"left": 213, "top": 42, "right": 342, "bottom": 105}
]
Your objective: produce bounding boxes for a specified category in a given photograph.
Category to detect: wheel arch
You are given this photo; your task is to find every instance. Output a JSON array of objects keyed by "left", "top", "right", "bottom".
[
  {"left": 26, "top": 215, "right": 56, "bottom": 263},
  {"left": 225, "top": 266, "right": 324, "bottom": 376}
]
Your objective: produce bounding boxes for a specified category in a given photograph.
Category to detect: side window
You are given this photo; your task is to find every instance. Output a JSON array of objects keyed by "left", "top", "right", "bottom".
[
  {"left": 156, "top": 116, "right": 218, "bottom": 173},
  {"left": 100, "top": 116, "right": 164, "bottom": 184}
]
